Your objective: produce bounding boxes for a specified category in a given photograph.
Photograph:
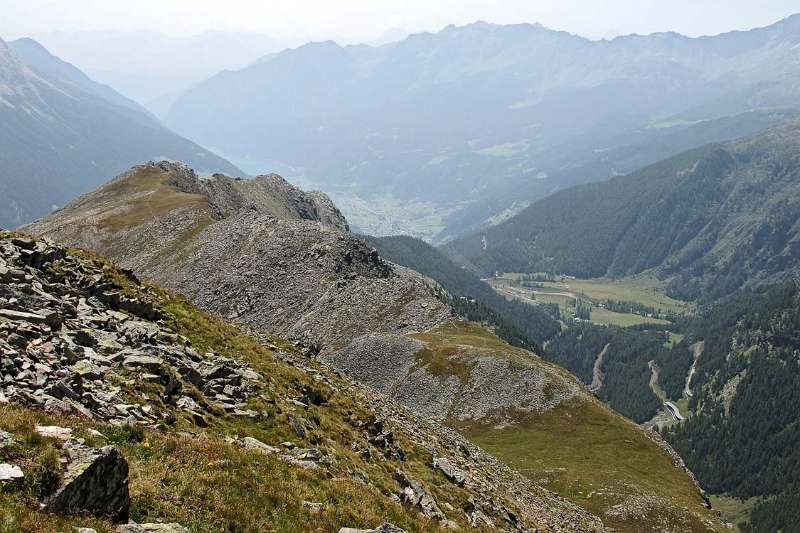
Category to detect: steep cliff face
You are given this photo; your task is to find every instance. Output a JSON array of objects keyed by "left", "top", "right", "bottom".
[{"left": 24, "top": 161, "right": 450, "bottom": 352}]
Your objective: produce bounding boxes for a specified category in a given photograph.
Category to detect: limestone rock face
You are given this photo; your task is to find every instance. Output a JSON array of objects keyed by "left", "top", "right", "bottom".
[{"left": 42, "top": 441, "right": 130, "bottom": 522}]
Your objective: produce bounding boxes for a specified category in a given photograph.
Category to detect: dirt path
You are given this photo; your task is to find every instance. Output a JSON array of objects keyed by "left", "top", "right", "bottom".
[{"left": 588, "top": 343, "right": 610, "bottom": 393}]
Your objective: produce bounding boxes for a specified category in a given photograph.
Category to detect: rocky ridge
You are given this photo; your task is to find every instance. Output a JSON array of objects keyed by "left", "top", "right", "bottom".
[
  {"left": 0, "top": 235, "right": 261, "bottom": 426},
  {"left": 24, "top": 162, "right": 450, "bottom": 353},
  {"left": 0, "top": 231, "right": 605, "bottom": 531},
  {"left": 325, "top": 330, "right": 583, "bottom": 423}
]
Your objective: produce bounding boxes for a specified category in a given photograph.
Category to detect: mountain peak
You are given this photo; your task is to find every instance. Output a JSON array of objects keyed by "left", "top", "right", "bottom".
[{"left": 9, "top": 37, "right": 49, "bottom": 54}]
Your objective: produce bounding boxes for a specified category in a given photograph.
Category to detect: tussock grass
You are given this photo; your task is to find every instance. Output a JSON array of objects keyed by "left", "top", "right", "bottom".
[{"left": 468, "top": 400, "right": 720, "bottom": 533}]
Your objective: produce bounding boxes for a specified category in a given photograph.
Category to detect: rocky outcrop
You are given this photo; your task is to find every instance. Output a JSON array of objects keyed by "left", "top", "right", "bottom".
[
  {"left": 395, "top": 470, "right": 447, "bottom": 521},
  {"left": 42, "top": 441, "right": 130, "bottom": 522},
  {"left": 0, "top": 233, "right": 263, "bottom": 425},
  {"left": 24, "top": 162, "right": 450, "bottom": 352},
  {"left": 432, "top": 457, "right": 467, "bottom": 486},
  {"left": 165, "top": 166, "right": 349, "bottom": 230}
]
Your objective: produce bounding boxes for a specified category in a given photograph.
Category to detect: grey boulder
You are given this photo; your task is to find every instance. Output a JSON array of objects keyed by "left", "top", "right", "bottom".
[{"left": 42, "top": 442, "right": 130, "bottom": 522}]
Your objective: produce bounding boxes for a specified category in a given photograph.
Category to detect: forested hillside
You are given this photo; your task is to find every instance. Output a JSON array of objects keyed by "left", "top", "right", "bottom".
[
  {"left": 446, "top": 121, "right": 800, "bottom": 301},
  {"left": 438, "top": 109, "right": 797, "bottom": 241},
  {"left": 663, "top": 282, "right": 800, "bottom": 532},
  {"left": 364, "top": 235, "right": 561, "bottom": 348}
]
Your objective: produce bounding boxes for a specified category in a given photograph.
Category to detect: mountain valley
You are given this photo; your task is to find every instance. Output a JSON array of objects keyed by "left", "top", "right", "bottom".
[
  {"left": 162, "top": 15, "right": 800, "bottom": 241},
  {"left": 19, "top": 162, "right": 721, "bottom": 531},
  {"left": 3, "top": 7, "right": 800, "bottom": 533}
]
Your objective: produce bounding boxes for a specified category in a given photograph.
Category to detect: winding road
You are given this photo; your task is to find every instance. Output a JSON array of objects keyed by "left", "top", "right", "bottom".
[{"left": 664, "top": 401, "right": 685, "bottom": 421}]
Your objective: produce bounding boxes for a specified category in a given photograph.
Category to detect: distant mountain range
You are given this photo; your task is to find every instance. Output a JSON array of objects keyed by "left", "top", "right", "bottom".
[
  {"left": 445, "top": 120, "right": 800, "bottom": 301},
  {"left": 0, "top": 36, "right": 241, "bottom": 228},
  {"left": 24, "top": 30, "right": 292, "bottom": 106},
  {"left": 162, "top": 15, "right": 800, "bottom": 241}
]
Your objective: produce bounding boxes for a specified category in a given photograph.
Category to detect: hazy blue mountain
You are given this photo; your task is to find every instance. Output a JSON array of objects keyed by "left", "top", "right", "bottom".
[
  {"left": 27, "top": 30, "right": 292, "bottom": 106},
  {"left": 9, "top": 38, "right": 148, "bottom": 115},
  {"left": 445, "top": 120, "right": 800, "bottom": 301},
  {"left": 438, "top": 109, "right": 799, "bottom": 240},
  {"left": 164, "top": 15, "right": 800, "bottom": 241},
  {"left": 0, "top": 37, "right": 242, "bottom": 228}
]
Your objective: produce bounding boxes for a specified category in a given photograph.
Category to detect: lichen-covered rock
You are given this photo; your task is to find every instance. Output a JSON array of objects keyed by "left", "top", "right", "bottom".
[
  {"left": 42, "top": 441, "right": 130, "bottom": 522},
  {"left": 433, "top": 457, "right": 467, "bottom": 486},
  {"left": 394, "top": 470, "right": 446, "bottom": 521}
]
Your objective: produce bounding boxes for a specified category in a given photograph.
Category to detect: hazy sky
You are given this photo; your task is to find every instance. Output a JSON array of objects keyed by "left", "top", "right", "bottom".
[{"left": 2, "top": 0, "right": 799, "bottom": 43}]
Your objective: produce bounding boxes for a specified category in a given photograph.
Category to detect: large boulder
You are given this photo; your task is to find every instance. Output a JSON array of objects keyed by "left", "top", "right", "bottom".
[
  {"left": 394, "top": 470, "right": 445, "bottom": 521},
  {"left": 42, "top": 441, "right": 130, "bottom": 522}
]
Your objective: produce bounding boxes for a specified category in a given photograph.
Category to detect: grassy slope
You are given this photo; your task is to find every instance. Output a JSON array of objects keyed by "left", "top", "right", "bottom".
[
  {"left": 468, "top": 403, "right": 716, "bottom": 533},
  {"left": 560, "top": 277, "right": 692, "bottom": 314},
  {"left": 95, "top": 166, "right": 211, "bottom": 231},
  {"left": 708, "top": 495, "right": 759, "bottom": 531},
  {"left": 407, "top": 322, "right": 721, "bottom": 533},
  {"left": 0, "top": 249, "right": 481, "bottom": 533}
]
